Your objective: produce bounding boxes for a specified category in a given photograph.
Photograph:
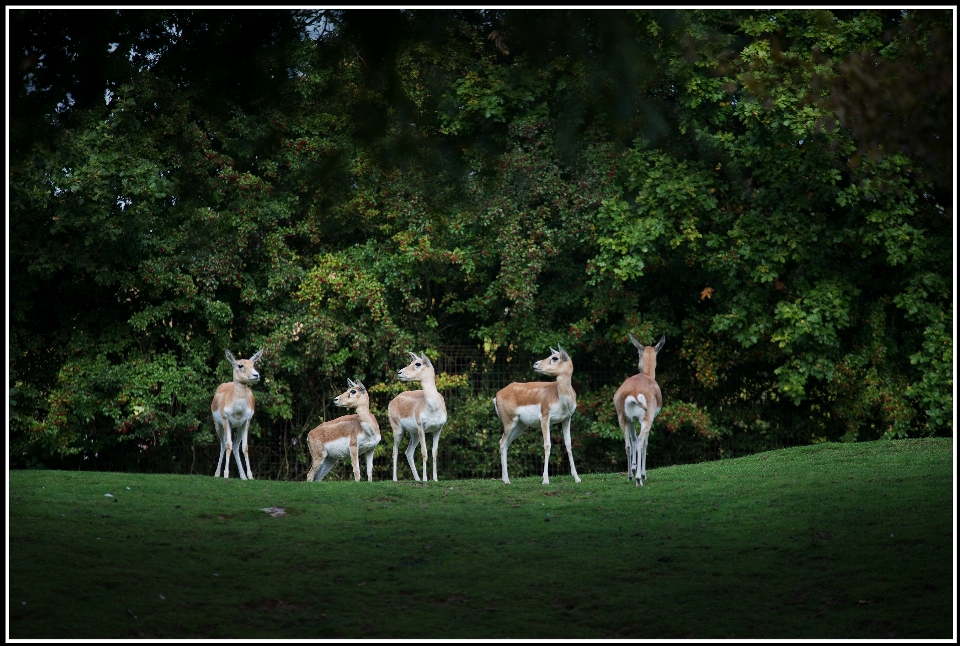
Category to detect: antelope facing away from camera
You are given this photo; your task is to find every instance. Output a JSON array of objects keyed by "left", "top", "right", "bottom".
[
  {"left": 613, "top": 334, "right": 665, "bottom": 486},
  {"left": 389, "top": 351, "right": 447, "bottom": 481},
  {"left": 494, "top": 345, "right": 581, "bottom": 485},
  {"left": 305, "top": 379, "right": 381, "bottom": 482},
  {"left": 211, "top": 348, "right": 264, "bottom": 480}
]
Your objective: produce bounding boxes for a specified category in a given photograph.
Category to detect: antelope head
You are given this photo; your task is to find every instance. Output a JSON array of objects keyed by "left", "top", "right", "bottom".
[
  {"left": 397, "top": 351, "right": 433, "bottom": 383},
  {"left": 334, "top": 378, "right": 368, "bottom": 409},
  {"left": 225, "top": 348, "right": 263, "bottom": 385},
  {"left": 533, "top": 345, "right": 572, "bottom": 377},
  {"left": 629, "top": 334, "right": 665, "bottom": 375}
]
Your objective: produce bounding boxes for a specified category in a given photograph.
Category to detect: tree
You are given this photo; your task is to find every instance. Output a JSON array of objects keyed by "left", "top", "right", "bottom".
[{"left": 9, "top": 8, "right": 952, "bottom": 472}]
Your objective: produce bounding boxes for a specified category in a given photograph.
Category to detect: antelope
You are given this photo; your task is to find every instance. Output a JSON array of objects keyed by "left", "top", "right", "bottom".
[
  {"left": 388, "top": 351, "right": 448, "bottom": 482},
  {"left": 613, "top": 334, "right": 665, "bottom": 487},
  {"left": 494, "top": 345, "right": 581, "bottom": 485},
  {"left": 211, "top": 348, "right": 264, "bottom": 480},
  {"left": 305, "top": 379, "right": 381, "bottom": 482}
]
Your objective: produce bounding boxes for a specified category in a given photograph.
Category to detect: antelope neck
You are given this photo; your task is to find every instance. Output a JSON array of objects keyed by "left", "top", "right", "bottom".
[
  {"left": 419, "top": 374, "right": 442, "bottom": 399},
  {"left": 233, "top": 381, "right": 254, "bottom": 396},
  {"left": 555, "top": 372, "right": 575, "bottom": 398}
]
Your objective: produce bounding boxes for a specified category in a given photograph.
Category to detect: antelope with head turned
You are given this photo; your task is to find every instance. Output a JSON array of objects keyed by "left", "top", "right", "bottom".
[
  {"left": 305, "top": 379, "right": 381, "bottom": 482},
  {"left": 388, "top": 351, "right": 447, "bottom": 481},
  {"left": 211, "top": 348, "right": 264, "bottom": 480},
  {"left": 613, "top": 334, "right": 665, "bottom": 486},
  {"left": 494, "top": 345, "right": 581, "bottom": 485}
]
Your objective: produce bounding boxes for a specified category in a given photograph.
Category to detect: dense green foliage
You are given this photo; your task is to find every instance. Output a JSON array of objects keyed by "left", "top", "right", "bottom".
[
  {"left": 8, "top": 439, "right": 955, "bottom": 638},
  {"left": 9, "top": 9, "right": 953, "bottom": 470}
]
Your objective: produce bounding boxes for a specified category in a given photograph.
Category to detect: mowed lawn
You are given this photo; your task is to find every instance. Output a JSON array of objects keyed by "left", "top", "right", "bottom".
[{"left": 7, "top": 437, "right": 955, "bottom": 639}]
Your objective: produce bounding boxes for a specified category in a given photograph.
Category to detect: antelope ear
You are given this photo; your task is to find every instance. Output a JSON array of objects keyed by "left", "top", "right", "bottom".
[
  {"left": 557, "top": 344, "right": 570, "bottom": 361},
  {"left": 347, "top": 378, "right": 357, "bottom": 388},
  {"left": 250, "top": 348, "right": 264, "bottom": 364},
  {"left": 629, "top": 334, "right": 643, "bottom": 350},
  {"left": 421, "top": 351, "right": 432, "bottom": 368},
  {"left": 549, "top": 346, "right": 558, "bottom": 355},
  {"left": 654, "top": 335, "right": 666, "bottom": 354},
  {"left": 225, "top": 349, "right": 237, "bottom": 366},
  {"left": 354, "top": 380, "right": 366, "bottom": 392},
  {"left": 408, "top": 351, "right": 420, "bottom": 362}
]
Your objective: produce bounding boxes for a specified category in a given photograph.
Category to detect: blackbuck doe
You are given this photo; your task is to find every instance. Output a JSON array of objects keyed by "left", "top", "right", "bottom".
[
  {"left": 211, "top": 348, "right": 264, "bottom": 479},
  {"left": 388, "top": 351, "right": 447, "bottom": 481},
  {"left": 305, "top": 379, "right": 381, "bottom": 482},
  {"left": 613, "top": 334, "right": 665, "bottom": 486},
  {"left": 494, "top": 346, "right": 581, "bottom": 485}
]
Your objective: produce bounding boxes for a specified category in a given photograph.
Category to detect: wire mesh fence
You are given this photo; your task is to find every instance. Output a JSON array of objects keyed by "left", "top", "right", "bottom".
[{"left": 76, "top": 345, "right": 816, "bottom": 481}]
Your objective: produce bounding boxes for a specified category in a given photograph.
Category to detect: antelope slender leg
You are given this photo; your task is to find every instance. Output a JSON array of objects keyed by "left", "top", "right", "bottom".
[
  {"left": 231, "top": 431, "right": 247, "bottom": 481},
  {"left": 561, "top": 417, "right": 581, "bottom": 483},
  {"left": 350, "top": 442, "right": 361, "bottom": 482},
  {"left": 316, "top": 456, "right": 338, "bottom": 481},
  {"left": 540, "top": 415, "right": 552, "bottom": 485},
  {"left": 500, "top": 422, "right": 524, "bottom": 485},
  {"left": 405, "top": 431, "right": 422, "bottom": 481},
  {"left": 390, "top": 413, "right": 402, "bottom": 481},
  {"left": 430, "top": 429, "right": 442, "bottom": 481},
  {"left": 223, "top": 424, "right": 234, "bottom": 479},
  {"left": 417, "top": 423, "right": 428, "bottom": 484},
  {"left": 238, "top": 422, "right": 254, "bottom": 480},
  {"left": 214, "top": 417, "right": 227, "bottom": 477}
]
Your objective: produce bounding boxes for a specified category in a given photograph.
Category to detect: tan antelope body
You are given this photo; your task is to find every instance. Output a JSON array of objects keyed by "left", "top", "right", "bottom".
[
  {"left": 613, "top": 335, "right": 665, "bottom": 486},
  {"left": 389, "top": 352, "right": 447, "bottom": 481},
  {"left": 211, "top": 348, "right": 264, "bottom": 479},
  {"left": 306, "top": 379, "right": 381, "bottom": 482},
  {"left": 494, "top": 346, "right": 581, "bottom": 485}
]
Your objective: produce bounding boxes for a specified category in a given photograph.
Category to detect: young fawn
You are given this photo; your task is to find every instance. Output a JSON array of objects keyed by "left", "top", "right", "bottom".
[{"left": 305, "top": 379, "right": 381, "bottom": 482}]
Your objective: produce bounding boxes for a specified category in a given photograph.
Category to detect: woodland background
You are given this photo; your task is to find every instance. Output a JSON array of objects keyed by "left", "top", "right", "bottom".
[{"left": 8, "top": 9, "right": 953, "bottom": 479}]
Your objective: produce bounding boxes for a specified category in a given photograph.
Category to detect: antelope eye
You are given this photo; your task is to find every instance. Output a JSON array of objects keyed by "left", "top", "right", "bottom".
[
  {"left": 239, "top": 365, "right": 245, "bottom": 370},
  {"left": 552, "top": 356, "right": 558, "bottom": 362},
  {"left": 349, "top": 390, "right": 356, "bottom": 395},
  {"left": 415, "top": 363, "right": 422, "bottom": 368}
]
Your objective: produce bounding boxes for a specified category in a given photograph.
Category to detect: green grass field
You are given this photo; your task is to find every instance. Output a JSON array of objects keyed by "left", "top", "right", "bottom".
[{"left": 7, "top": 437, "right": 955, "bottom": 639}]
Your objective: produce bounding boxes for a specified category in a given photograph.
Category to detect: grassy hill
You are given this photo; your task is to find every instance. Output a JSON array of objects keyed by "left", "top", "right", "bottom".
[{"left": 7, "top": 437, "right": 954, "bottom": 639}]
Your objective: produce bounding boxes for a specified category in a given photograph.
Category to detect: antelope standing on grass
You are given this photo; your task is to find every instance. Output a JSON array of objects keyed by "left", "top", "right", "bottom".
[
  {"left": 305, "top": 379, "right": 381, "bottom": 482},
  {"left": 211, "top": 348, "right": 264, "bottom": 480},
  {"left": 613, "top": 334, "right": 665, "bottom": 486},
  {"left": 494, "top": 345, "right": 581, "bottom": 485},
  {"left": 389, "top": 351, "right": 447, "bottom": 481}
]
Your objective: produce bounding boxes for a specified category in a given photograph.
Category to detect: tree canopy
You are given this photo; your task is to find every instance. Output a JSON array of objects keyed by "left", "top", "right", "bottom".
[{"left": 9, "top": 9, "right": 953, "bottom": 469}]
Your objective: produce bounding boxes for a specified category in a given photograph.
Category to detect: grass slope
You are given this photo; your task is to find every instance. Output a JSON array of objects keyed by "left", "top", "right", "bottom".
[{"left": 7, "top": 438, "right": 955, "bottom": 639}]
